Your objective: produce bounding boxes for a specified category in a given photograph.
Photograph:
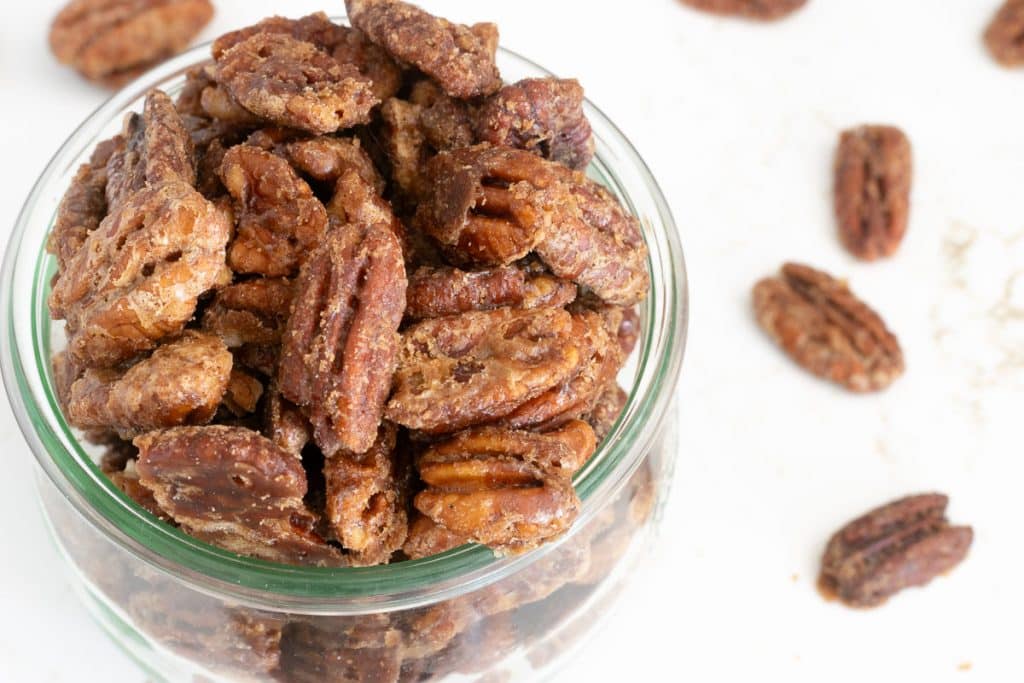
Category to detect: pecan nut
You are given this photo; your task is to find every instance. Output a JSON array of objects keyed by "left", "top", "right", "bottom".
[
  {"left": 820, "top": 493, "right": 973, "bottom": 608},
  {"left": 752, "top": 263, "right": 904, "bottom": 392},
  {"left": 678, "top": 0, "right": 807, "bottom": 20},
  {"left": 134, "top": 426, "right": 346, "bottom": 567},
  {"left": 585, "top": 384, "right": 628, "bottom": 442},
  {"left": 201, "top": 277, "right": 295, "bottom": 350},
  {"left": 834, "top": 125, "right": 912, "bottom": 261},
  {"left": 985, "top": 0, "right": 1024, "bottom": 67}
]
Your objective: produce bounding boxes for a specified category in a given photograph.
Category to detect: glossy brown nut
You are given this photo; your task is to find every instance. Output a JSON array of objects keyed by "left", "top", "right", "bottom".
[
  {"left": 408, "top": 79, "right": 476, "bottom": 152},
  {"left": 211, "top": 12, "right": 347, "bottom": 58},
  {"left": 402, "top": 514, "right": 469, "bottom": 559},
  {"left": 985, "top": 0, "right": 1024, "bottom": 67},
  {"left": 678, "top": 0, "right": 807, "bottom": 20},
  {"left": 753, "top": 262, "right": 904, "bottom": 392},
  {"left": 134, "top": 425, "right": 346, "bottom": 567},
  {"left": 820, "top": 493, "right": 973, "bottom": 607},
  {"left": 834, "top": 125, "right": 912, "bottom": 260},
  {"left": 285, "top": 136, "right": 383, "bottom": 190},
  {"left": 201, "top": 277, "right": 295, "bottom": 349}
]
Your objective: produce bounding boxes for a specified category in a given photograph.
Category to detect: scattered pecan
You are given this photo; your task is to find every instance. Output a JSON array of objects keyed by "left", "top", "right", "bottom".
[
  {"left": 49, "top": 181, "right": 231, "bottom": 368},
  {"left": 985, "top": 0, "right": 1024, "bottom": 67},
  {"left": 820, "top": 494, "right": 973, "bottom": 608},
  {"left": 475, "top": 78, "right": 594, "bottom": 170},
  {"left": 385, "top": 307, "right": 581, "bottom": 434},
  {"left": 678, "top": 0, "right": 807, "bottom": 21},
  {"left": 752, "top": 263, "right": 904, "bottom": 392},
  {"left": 67, "top": 330, "right": 232, "bottom": 437},
  {"left": 49, "top": 0, "right": 213, "bottom": 86},
  {"left": 220, "top": 144, "right": 329, "bottom": 277},
  {"left": 135, "top": 426, "right": 346, "bottom": 566},
  {"left": 834, "top": 125, "right": 912, "bottom": 260},
  {"left": 214, "top": 33, "right": 378, "bottom": 134},
  {"left": 324, "top": 423, "right": 410, "bottom": 565},
  {"left": 278, "top": 217, "right": 406, "bottom": 455},
  {"left": 346, "top": 0, "right": 501, "bottom": 99}
]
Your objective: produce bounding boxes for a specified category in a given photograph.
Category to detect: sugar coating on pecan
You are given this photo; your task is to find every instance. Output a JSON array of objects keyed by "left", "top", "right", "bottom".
[
  {"left": 214, "top": 33, "right": 378, "bottom": 134},
  {"left": 135, "top": 426, "right": 346, "bottom": 566},
  {"left": 378, "top": 97, "right": 431, "bottom": 199},
  {"left": 678, "top": 0, "right": 807, "bottom": 21},
  {"left": 475, "top": 78, "right": 594, "bottom": 170},
  {"left": 834, "top": 125, "right": 912, "bottom": 261},
  {"left": 386, "top": 307, "right": 581, "bottom": 434},
  {"left": 985, "top": 0, "right": 1024, "bottom": 66},
  {"left": 346, "top": 0, "right": 501, "bottom": 99},
  {"left": 220, "top": 144, "right": 329, "bottom": 277},
  {"left": 285, "top": 136, "right": 383, "bottom": 190},
  {"left": 404, "top": 264, "right": 573, "bottom": 321},
  {"left": 200, "top": 84, "right": 263, "bottom": 126},
  {"left": 323, "top": 423, "right": 410, "bottom": 565},
  {"left": 585, "top": 383, "right": 628, "bottom": 442},
  {"left": 108, "top": 459, "right": 176, "bottom": 522},
  {"left": 263, "top": 385, "right": 312, "bottom": 457},
  {"left": 50, "top": 181, "right": 231, "bottom": 368},
  {"left": 402, "top": 514, "right": 469, "bottom": 560},
  {"left": 753, "top": 263, "right": 905, "bottom": 392},
  {"left": 67, "top": 331, "right": 232, "bottom": 437},
  {"left": 49, "top": 0, "right": 214, "bottom": 86},
  {"left": 409, "top": 79, "right": 476, "bottom": 152},
  {"left": 201, "top": 277, "right": 294, "bottom": 349},
  {"left": 278, "top": 217, "right": 406, "bottom": 456},
  {"left": 106, "top": 89, "right": 196, "bottom": 211},
  {"left": 211, "top": 12, "right": 347, "bottom": 59},
  {"left": 222, "top": 367, "right": 265, "bottom": 417}
]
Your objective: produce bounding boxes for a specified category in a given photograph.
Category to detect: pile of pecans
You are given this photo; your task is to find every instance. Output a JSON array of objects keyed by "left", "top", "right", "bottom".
[{"left": 47, "top": 1, "right": 648, "bottom": 568}]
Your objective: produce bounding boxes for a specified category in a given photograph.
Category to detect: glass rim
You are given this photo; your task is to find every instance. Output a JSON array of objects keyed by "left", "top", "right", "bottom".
[{"left": 1, "top": 36, "right": 688, "bottom": 613}]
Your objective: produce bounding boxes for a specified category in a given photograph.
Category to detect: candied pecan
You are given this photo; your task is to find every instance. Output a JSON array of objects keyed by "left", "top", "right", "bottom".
[
  {"left": 585, "top": 384, "right": 628, "bottom": 442},
  {"left": 220, "top": 145, "right": 329, "bottom": 277},
  {"left": 67, "top": 331, "right": 231, "bottom": 437},
  {"left": 820, "top": 494, "right": 973, "bottom": 608},
  {"left": 346, "top": 0, "right": 501, "bottom": 98},
  {"left": 985, "top": 0, "right": 1024, "bottom": 66},
  {"left": 214, "top": 33, "right": 378, "bottom": 135},
  {"left": 107, "top": 460, "right": 175, "bottom": 522},
  {"left": 678, "top": 0, "right": 807, "bottom": 20},
  {"left": 49, "top": 181, "right": 231, "bottom": 368},
  {"left": 278, "top": 217, "right": 406, "bottom": 456},
  {"left": 324, "top": 423, "right": 410, "bottom": 565},
  {"left": 378, "top": 97, "right": 431, "bottom": 198},
  {"left": 105, "top": 89, "right": 196, "bottom": 210},
  {"left": 176, "top": 65, "right": 215, "bottom": 117},
  {"left": 475, "top": 78, "right": 594, "bottom": 170},
  {"left": 211, "top": 12, "right": 347, "bottom": 59},
  {"left": 200, "top": 84, "right": 263, "bottom": 126},
  {"left": 222, "top": 368, "right": 264, "bottom": 417},
  {"left": 263, "top": 385, "right": 312, "bottom": 457},
  {"left": 277, "top": 622, "right": 402, "bottom": 683},
  {"left": 49, "top": 0, "right": 213, "bottom": 86},
  {"left": 834, "top": 125, "right": 913, "bottom": 261},
  {"left": 285, "top": 136, "right": 383, "bottom": 190},
  {"left": 500, "top": 312, "right": 622, "bottom": 431},
  {"left": 402, "top": 514, "right": 468, "bottom": 559},
  {"left": 135, "top": 426, "right": 346, "bottom": 566},
  {"left": 331, "top": 25, "right": 404, "bottom": 102},
  {"left": 414, "top": 423, "right": 594, "bottom": 551},
  {"left": 386, "top": 307, "right": 580, "bottom": 433},
  {"left": 201, "top": 277, "right": 294, "bottom": 348},
  {"left": 51, "top": 351, "right": 83, "bottom": 415},
  {"left": 325, "top": 168, "right": 410, "bottom": 258},
  {"left": 47, "top": 136, "right": 119, "bottom": 273},
  {"left": 752, "top": 263, "right": 904, "bottom": 392},
  {"left": 405, "top": 265, "right": 522, "bottom": 320},
  {"left": 408, "top": 79, "right": 475, "bottom": 151}
]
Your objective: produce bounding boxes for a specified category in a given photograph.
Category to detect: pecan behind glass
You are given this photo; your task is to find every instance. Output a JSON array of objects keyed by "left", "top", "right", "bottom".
[
  {"left": 985, "top": 0, "right": 1024, "bottom": 67},
  {"left": 820, "top": 494, "right": 973, "bottom": 608},
  {"left": 753, "top": 263, "right": 904, "bottom": 392},
  {"left": 834, "top": 125, "right": 912, "bottom": 261},
  {"left": 678, "top": 0, "right": 807, "bottom": 20}
]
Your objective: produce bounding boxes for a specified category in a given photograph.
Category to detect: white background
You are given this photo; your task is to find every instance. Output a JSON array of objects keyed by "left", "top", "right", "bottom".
[{"left": 1, "top": 1, "right": 1022, "bottom": 680}]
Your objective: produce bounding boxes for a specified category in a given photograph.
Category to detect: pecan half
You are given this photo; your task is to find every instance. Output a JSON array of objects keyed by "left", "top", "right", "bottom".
[
  {"left": 134, "top": 426, "right": 346, "bottom": 566},
  {"left": 475, "top": 78, "right": 594, "bottom": 170},
  {"left": 324, "top": 423, "right": 410, "bottom": 565},
  {"left": 263, "top": 384, "right": 312, "bottom": 457},
  {"left": 220, "top": 144, "right": 329, "bottom": 277},
  {"left": 67, "top": 330, "right": 232, "bottom": 437},
  {"left": 385, "top": 307, "right": 580, "bottom": 434},
  {"left": 414, "top": 422, "right": 595, "bottom": 551},
  {"left": 678, "top": 0, "right": 807, "bottom": 21},
  {"left": 49, "top": 0, "right": 213, "bottom": 86},
  {"left": 107, "top": 460, "right": 175, "bottom": 522},
  {"left": 752, "top": 263, "right": 904, "bottom": 392},
  {"left": 49, "top": 181, "right": 231, "bottom": 368},
  {"left": 221, "top": 368, "right": 265, "bottom": 417},
  {"left": 285, "top": 136, "right": 383, "bottom": 190},
  {"left": 985, "top": 0, "right": 1024, "bottom": 67},
  {"left": 211, "top": 12, "right": 347, "bottom": 59},
  {"left": 585, "top": 384, "right": 628, "bottom": 442},
  {"left": 820, "top": 494, "right": 973, "bottom": 608},
  {"left": 201, "top": 277, "right": 294, "bottom": 349},
  {"left": 402, "top": 514, "right": 468, "bottom": 559},
  {"left": 214, "top": 32, "right": 378, "bottom": 134},
  {"left": 345, "top": 0, "right": 501, "bottom": 98},
  {"left": 834, "top": 125, "right": 912, "bottom": 261},
  {"left": 278, "top": 216, "right": 406, "bottom": 456}
]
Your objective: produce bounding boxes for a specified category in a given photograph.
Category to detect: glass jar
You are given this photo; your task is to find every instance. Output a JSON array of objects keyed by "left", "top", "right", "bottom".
[{"left": 1, "top": 37, "right": 687, "bottom": 683}]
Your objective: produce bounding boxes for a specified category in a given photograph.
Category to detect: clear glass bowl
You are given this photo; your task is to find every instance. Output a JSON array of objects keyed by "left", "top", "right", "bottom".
[{"left": 1, "top": 36, "right": 687, "bottom": 683}]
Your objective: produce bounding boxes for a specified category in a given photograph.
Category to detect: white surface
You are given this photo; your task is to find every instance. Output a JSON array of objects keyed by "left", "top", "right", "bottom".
[{"left": 1, "top": 1, "right": 1022, "bottom": 680}]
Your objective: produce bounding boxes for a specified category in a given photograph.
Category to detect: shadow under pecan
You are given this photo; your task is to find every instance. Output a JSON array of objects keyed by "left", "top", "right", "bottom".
[
  {"left": 346, "top": 0, "right": 501, "bottom": 99},
  {"left": 220, "top": 144, "right": 329, "bottom": 277},
  {"left": 385, "top": 306, "right": 581, "bottom": 434},
  {"left": 985, "top": 0, "right": 1024, "bottom": 67},
  {"left": 214, "top": 32, "right": 379, "bottom": 135},
  {"left": 475, "top": 77, "right": 594, "bottom": 171},
  {"left": 678, "top": 0, "right": 807, "bottom": 21},
  {"left": 753, "top": 263, "right": 904, "bottom": 392},
  {"left": 278, "top": 216, "right": 406, "bottom": 456},
  {"left": 105, "top": 90, "right": 196, "bottom": 211},
  {"left": 135, "top": 425, "right": 346, "bottom": 566},
  {"left": 49, "top": 0, "right": 213, "bottom": 87},
  {"left": 324, "top": 422, "right": 411, "bottom": 565},
  {"left": 49, "top": 181, "right": 231, "bottom": 368},
  {"left": 820, "top": 493, "right": 973, "bottom": 608},
  {"left": 834, "top": 125, "right": 912, "bottom": 261},
  {"left": 67, "top": 330, "right": 231, "bottom": 438}
]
